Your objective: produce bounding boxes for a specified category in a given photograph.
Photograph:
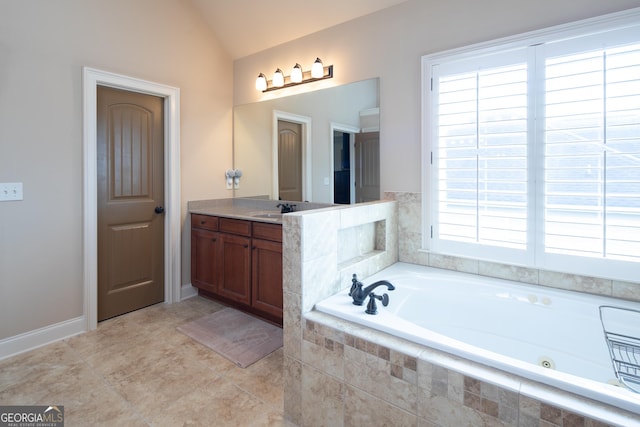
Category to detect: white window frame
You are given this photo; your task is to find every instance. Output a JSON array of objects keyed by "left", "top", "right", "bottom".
[{"left": 422, "top": 7, "right": 640, "bottom": 282}]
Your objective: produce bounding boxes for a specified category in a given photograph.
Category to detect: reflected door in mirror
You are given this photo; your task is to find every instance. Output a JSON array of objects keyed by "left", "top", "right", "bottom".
[
  {"left": 355, "top": 131, "right": 380, "bottom": 203},
  {"left": 278, "top": 120, "right": 303, "bottom": 201}
]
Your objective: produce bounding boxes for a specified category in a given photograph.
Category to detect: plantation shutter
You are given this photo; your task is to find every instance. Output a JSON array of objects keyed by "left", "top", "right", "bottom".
[
  {"left": 541, "top": 37, "right": 640, "bottom": 263},
  {"left": 425, "top": 14, "right": 640, "bottom": 281},
  {"left": 432, "top": 48, "right": 530, "bottom": 263}
]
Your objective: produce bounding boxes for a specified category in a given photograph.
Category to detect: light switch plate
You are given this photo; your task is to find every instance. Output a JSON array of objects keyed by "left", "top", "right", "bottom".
[{"left": 0, "top": 182, "right": 23, "bottom": 201}]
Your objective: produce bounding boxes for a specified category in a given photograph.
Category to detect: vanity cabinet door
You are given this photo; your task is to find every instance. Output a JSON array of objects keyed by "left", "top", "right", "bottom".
[
  {"left": 251, "top": 238, "right": 283, "bottom": 319},
  {"left": 190, "top": 228, "right": 219, "bottom": 294},
  {"left": 217, "top": 232, "right": 251, "bottom": 305}
]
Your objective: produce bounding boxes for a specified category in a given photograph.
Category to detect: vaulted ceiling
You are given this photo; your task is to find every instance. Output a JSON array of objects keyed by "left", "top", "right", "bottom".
[{"left": 189, "top": 0, "right": 410, "bottom": 59}]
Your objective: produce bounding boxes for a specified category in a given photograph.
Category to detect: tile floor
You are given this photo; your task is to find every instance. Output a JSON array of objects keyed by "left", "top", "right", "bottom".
[{"left": 0, "top": 297, "right": 292, "bottom": 426}]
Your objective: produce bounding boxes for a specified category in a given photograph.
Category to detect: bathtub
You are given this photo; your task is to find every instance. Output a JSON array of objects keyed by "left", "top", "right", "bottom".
[{"left": 315, "top": 262, "right": 640, "bottom": 416}]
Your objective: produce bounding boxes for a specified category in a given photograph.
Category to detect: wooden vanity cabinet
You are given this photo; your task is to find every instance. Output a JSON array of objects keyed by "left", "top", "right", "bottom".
[
  {"left": 190, "top": 215, "right": 220, "bottom": 294},
  {"left": 217, "top": 219, "right": 251, "bottom": 305},
  {"left": 190, "top": 213, "right": 283, "bottom": 324},
  {"left": 251, "top": 222, "right": 283, "bottom": 320}
]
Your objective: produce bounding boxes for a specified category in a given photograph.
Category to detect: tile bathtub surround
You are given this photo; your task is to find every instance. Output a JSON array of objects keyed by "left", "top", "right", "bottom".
[
  {"left": 383, "top": 191, "right": 640, "bottom": 303},
  {"left": 283, "top": 201, "right": 399, "bottom": 314},
  {"left": 282, "top": 196, "right": 640, "bottom": 426},
  {"left": 297, "top": 312, "right": 636, "bottom": 427},
  {"left": 0, "top": 297, "right": 289, "bottom": 427},
  {"left": 282, "top": 200, "right": 399, "bottom": 425}
]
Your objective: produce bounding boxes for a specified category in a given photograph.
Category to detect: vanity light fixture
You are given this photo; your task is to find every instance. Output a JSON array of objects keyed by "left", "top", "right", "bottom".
[
  {"left": 272, "top": 68, "right": 285, "bottom": 87},
  {"left": 291, "top": 63, "right": 303, "bottom": 83},
  {"left": 255, "top": 73, "right": 267, "bottom": 91},
  {"left": 255, "top": 58, "right": 333, "bottom": 92},
  {"left": 311, "top": 57, "right": 324, "bottom": 78}
]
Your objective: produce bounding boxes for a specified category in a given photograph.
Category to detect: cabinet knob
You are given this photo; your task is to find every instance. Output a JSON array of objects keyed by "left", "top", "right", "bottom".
[
  {"left": 155, "top": 206, "right": 165, "bottom": 214},
  {"left": 243, "top": 244, "right": 249, "bottom": 248}
]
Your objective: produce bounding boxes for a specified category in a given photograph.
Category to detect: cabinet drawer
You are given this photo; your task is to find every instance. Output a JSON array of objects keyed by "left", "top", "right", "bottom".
[
  {"left": 219, "top": 217, "right": 251, "bottom": 236},
  {"left": 252, "top": 222, "right": 282, "bottom": 242},
  {"left": 191, "top": 214, "right": 219, "bottom": 231}
]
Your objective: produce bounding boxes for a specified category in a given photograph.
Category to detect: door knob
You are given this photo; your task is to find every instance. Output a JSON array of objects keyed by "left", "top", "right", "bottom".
[{"left": 154, "top": 206, "right": 165, "bottom": 214}]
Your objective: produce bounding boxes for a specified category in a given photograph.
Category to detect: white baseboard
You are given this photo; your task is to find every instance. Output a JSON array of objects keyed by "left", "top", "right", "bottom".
[
  {"left": 181, "top": 283, "right": 198, "bottom": 300},
  {"left": 0, "top": 286, "right": 197, "bottom": 361},
  {"left": 0, "top": 316, "right": 86, "bottom": 361}
]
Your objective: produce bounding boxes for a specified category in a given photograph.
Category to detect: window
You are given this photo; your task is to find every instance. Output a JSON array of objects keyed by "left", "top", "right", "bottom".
[{"left": 423, "top": 10, "right": 640, "bottom": 281}]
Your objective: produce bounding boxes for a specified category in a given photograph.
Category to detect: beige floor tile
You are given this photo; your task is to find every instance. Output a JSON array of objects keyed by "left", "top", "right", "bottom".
[
  {"left": 64, "top": 385, "right": 148, "bottom": 427},
  {"left": 0, "top": 341, "right": 82, "bottom": 390},
  {"left": 178, "top": 336, "right": 238, "bottom": 373},
  {"left": 0, "top": 297, "right": 286, "bottom": 427},
  {"left": 151, "top": 376, "right": 285, "bottom": 427},
  {"left": 224, "top": 347, "right": 284, "bottom": 410},
  {"left": 106, "top": 348, "right": 223, "bottom": 418}
]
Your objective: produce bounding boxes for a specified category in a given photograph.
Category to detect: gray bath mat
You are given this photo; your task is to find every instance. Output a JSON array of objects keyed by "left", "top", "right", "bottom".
[{"left": 177, "top": 307, "right": 282, "bottom": 368}]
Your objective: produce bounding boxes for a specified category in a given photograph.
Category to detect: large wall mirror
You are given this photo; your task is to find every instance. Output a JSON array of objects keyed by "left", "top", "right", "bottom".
[{"left": 233, "top": 78, "right": 380, "bottom": 204}]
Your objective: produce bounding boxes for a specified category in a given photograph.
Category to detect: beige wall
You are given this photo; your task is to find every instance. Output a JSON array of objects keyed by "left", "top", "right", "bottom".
[
  {"left": 233, "top": 0, "right": 640, "bottom": 195},
  {"left": 0, "top": 0, "right": 233, "bottom": 339}
]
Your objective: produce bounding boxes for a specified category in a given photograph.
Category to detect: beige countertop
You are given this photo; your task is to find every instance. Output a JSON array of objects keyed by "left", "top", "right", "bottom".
[{"left": 188, "top": 198, "right": 334, "bottom": 224}]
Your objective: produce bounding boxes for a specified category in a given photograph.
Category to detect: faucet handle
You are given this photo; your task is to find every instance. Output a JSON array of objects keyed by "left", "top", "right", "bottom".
[
  {"left": 349, "top": 274, "right": 360, "bottom": 296},
  {"left": 365, "top": 292, "right": 390, "bottom": 315},
  {"left": 365, "top": 293, "right": 378, "bottom": 315},
  {"left": 380, "top": 293, "right": 390, "bottom": 307}
]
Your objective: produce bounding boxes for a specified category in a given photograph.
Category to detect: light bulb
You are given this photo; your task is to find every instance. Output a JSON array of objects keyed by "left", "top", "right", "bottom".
[
  {"left": 273, "top": 68, "right": 284, "bottom": 87},
  {"left": 291, "top": 64, "right": 303, "bottom": 83},
  {"left": 311, "top": 58, "right": 324, "bottom": 79},
  {"left": 255, "top": 73, "right": 267, "bottom": 91}
]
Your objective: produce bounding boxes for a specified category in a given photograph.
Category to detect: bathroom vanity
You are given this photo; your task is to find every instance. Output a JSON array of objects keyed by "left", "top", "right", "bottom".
[
  {"left": 188, "top": 198, "right": 332, "bottom": 326},
  {"left": 191, "top": 211, "right": 283, "bottom": 325}
]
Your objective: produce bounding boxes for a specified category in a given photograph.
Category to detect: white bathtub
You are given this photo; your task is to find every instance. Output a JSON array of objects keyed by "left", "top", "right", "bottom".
[{"left": 315, "top": 262, "right": 640, "bottom": 415}]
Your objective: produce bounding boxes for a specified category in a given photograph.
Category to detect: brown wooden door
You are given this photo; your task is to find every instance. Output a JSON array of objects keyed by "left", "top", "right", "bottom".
[
  {"left": 355, "top": 131, "right": 381, "bottom": 203},
  {"left": 97, "top": 86, "right": 165, "bottom": 321},
  {"left": 277, "top": 120, "right": 303, "bottom": 201},
  {"left": 251, "top": 238, "right": 283, "bottom": 322}
]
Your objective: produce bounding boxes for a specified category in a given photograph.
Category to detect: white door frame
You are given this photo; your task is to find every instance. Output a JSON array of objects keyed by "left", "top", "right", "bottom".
[
  {"left": 272, "top": 110, "right": 312, "bottom": 201},
  {"left": 82, "top": 67, "right": 181, "bottom": 331}
]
